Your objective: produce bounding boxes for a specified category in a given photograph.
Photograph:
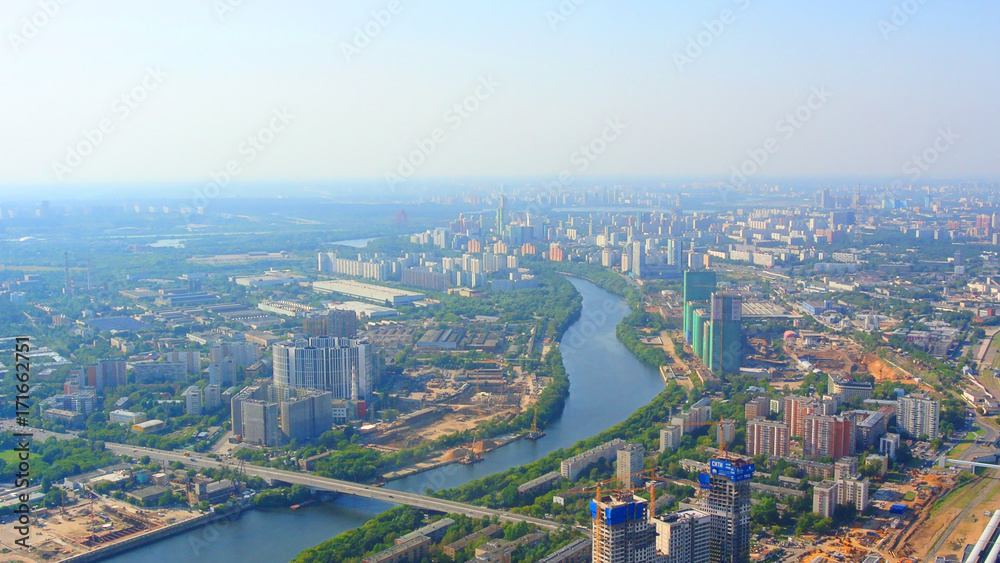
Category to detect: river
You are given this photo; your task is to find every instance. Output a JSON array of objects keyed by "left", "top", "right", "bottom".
[{"left": 106, "top": 277, "right": 666, "bottom": 562}]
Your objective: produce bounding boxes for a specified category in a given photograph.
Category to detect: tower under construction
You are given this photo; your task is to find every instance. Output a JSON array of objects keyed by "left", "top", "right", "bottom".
[
  {"left": 700, "top": 457, "right": 753, "bottom": 563},
  {"left": 591, "top": 493, "right": 657, "bottom": 563}
]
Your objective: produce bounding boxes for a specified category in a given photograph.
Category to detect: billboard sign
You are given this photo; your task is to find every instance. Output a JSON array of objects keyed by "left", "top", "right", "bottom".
[{"left": 709, "top": 459, "right": 755, "bottom": 482}]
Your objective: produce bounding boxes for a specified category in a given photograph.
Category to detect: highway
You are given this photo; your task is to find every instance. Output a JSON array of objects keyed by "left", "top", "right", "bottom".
[{"left": 105, "top": 443, "right": 563, "bottom": 530}]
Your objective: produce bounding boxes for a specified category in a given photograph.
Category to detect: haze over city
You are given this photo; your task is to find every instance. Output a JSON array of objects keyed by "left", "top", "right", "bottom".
[
  {"left": 2, "top": 0, "right": 999, "bottom": 196},
  {"left": 4, "top": 3, "right": 1000, "bottom": 563}
]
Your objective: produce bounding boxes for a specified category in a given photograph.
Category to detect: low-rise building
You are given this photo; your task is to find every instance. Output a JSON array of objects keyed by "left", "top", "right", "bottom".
[
  {"left": 560, "top": 438, "right": 626, "bottom": 481},
  {"left": 43, "top": 408, "right": 85, "bottom": 428},
  {"left": 395, "top": 518, "right": 454, "bottom": 545},
  {"left": 128, "top": 485, "right": 171, "bottom": 506},
  {"left": 362, "top": 535, "right": 430, "bottom": 563},
  {"left": 187, "top": 479, "right": 237, "bottom": 505},
  {"left": 443, "top": 525, "right": 504, "bottom": 557},
  {"left": 517, "top": 471, "right": 562, "bottom": 496},
  {"left": 131, "top": 419, "right": 166, "bottom": 433},
  {"left": 538, "top": 538, "right": 592, "bottom": 563},
  {"left": 880, "top": 433, "right": 901, "bottom": 460},
  {"left": 109, "top": 410, "right": 146, "bottom": 425},
  {"left": 866, "top": 454, "right": 888, "bottom": 477}
]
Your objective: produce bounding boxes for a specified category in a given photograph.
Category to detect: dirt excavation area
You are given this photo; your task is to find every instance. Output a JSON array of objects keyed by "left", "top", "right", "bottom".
[
  {"left": 0, "top": 496, "right": 195, "bottom": 562},
  {"left": 372, "top": 369, "right": 551, "bottom": 450},
  {"left": 900, "top": 471, "right": 1000, "bottom": 562}
]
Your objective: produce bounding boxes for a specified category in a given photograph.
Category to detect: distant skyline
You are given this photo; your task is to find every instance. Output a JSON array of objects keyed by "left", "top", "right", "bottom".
[{"left": 2, "top": 1, "right": 998, "bottom": 194}]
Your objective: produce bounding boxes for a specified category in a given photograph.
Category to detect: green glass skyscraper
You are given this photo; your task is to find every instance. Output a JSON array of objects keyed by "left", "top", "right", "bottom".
[
  {"left": 706, "top": 293, "right": 742, "bottom": 375},
  {"left": 683, "top": 270, "right": 717, "bottom": 343}
]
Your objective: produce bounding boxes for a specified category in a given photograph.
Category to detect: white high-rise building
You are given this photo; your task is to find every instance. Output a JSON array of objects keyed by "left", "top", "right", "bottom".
[
  {"left": 164, "top": 351, "right": 202, "bottom": 375},
  {"left": 898, "top": 392, "right": 940, "bottom": 439},
  {"left": 204, "top": 384, "right": 221, "bottom": 411},
  {"left": 813, "top": 481, "right": 838, "bottom": 518},
  {"left": 837, "top": 478, "right": 869, "bottom": 511},
  {"left": 617, "top": 444, "right": 645, "bottom": 487},
  {"left": 660, "top": 424, "right": 683, "bottom": 452},
  {"left": 272, "top": 337, "right": 377, "bottom": 400},
  {"left": 210, "top": 341, "right": 260, "bottom": 366},
  {"left": 183, "top": 385, "right": 202, "bottom": 416},
  {"left": 591, "top": 494, "right": 657, "bottom": 563},
  {"left": 653, "top": 509, "right": 711, "bottom": 563}
]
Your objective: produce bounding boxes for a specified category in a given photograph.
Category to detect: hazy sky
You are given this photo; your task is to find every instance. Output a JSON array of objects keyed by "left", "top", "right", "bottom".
[{"left": 2, "top": 0, "right": 998, "bottom": 192}]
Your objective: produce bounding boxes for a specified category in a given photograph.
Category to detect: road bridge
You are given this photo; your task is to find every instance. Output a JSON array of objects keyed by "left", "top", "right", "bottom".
[{"left": 105, "top": 443, "right": 562, "bottom": 530}]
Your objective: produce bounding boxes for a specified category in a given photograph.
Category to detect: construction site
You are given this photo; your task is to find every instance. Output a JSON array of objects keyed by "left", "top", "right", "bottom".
[
  {"left": 0, "top": 491, "right": 197, "bottom": 562},
  {"left": 896, "top": 469, "right": 1000, "bottom": 563},
  {"left": 771, "top": 470, "right": 955, "bottom": 563},
  {"left": 365, "top": 361, "right": 550, "bottom": 476},
  {"left": 782, "top": 332, "right": 929, "bottom": 388}
]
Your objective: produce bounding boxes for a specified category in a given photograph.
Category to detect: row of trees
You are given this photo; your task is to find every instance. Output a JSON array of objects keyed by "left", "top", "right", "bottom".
[{"left": 434, "top": 383, "right": 688, "bottom": 507}]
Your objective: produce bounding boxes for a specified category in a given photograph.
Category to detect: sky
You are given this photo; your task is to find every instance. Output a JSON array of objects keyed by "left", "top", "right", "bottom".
[{"left": 1, "top": 0, "right": 998, "bottom": 195}]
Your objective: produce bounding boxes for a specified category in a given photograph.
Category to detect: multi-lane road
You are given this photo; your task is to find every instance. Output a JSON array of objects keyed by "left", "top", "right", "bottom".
[
  {"left": 105, "top": 443, "right": 563, "bottom": 530},
  {"left": 0, "top": 423, "right": 563, "bottom": 530}
]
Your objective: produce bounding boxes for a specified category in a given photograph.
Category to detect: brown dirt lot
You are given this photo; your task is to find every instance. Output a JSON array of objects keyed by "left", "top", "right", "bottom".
[
  {"left": 0, "top": 496, "right": 195, "bottom": 563},
  {"left": 917, "top": 474, "right": 1000, "bottom": 561}
]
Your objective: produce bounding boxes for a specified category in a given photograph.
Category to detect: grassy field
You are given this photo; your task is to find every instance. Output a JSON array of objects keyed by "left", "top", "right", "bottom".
[
  {"left": 931, "top": 476, "right": 982, "bottom": 514},
  {"left": 924, "top": 473, "right": 1000, "bottom": 561},
  {"left": 0, "top": 449, "right": 21, "bottom": 466},
  {"left": 982, "top": 370, "right": 1000, "bottom": 392},
  {"left": 886, "top": 472, "right": 908, "bottom": 483},
  {"left": 984, "top": 332, "right": 1000, "bottom": 369}
]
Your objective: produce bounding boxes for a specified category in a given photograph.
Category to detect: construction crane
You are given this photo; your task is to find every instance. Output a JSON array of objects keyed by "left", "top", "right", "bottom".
[
  {"left": 585, "top": 468, "right": 676, "bottom": 518},
  {"left": 83, "top": 485, "right": 98, "bottom": 533},
  {"left": 586, "top": 468, "right": 676, "bottom": 558},
  {"left": 526, "top": 407, "right": 545, "bottom": 440}
]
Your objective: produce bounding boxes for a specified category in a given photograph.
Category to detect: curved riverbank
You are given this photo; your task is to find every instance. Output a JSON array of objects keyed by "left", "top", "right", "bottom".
[{"left": 109, "top": 277, "right": 665, "bottom": 563}]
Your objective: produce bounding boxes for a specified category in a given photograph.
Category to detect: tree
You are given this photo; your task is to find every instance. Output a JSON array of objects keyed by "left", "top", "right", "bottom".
[
  {"left": 812, "top": 517, "right": 833, "bottom": 535},
  {"left": 859, "top": 461, "right": 882, "bottom": 478},
  {"left": 751, "top": 497, "right": 780, "bottom": 527},
  {"left": 42, "top": 488, "right": 63, "bottom": 508},
  {"left": 157, "top": 492, "right": 173, "bottom": 507}
]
